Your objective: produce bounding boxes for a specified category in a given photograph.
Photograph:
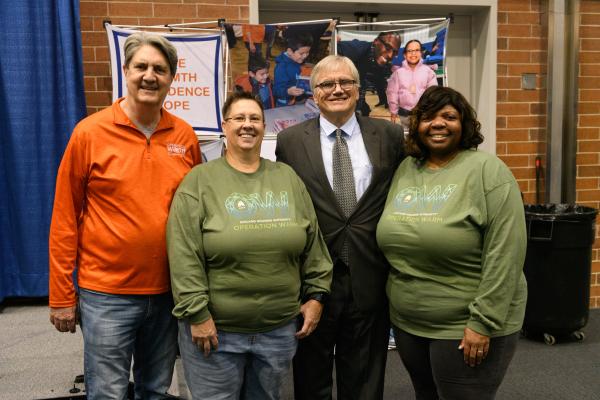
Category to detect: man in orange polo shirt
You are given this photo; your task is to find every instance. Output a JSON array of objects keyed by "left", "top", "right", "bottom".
[{"left": 48, "top": 32, "right": 201, "bottom": 399}]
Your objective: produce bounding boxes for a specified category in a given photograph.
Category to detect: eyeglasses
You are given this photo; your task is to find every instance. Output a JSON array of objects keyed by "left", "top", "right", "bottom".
[
  {"left": 405, "top": 49, "right": 422, "bottom": 54},
  {"left": 314, "top": 79, "right": 357, "bottom": 93},
  {"left": 377, "top": 38, "right": 399, "bottom": 54},
  {"left": 224, "top": 115, "right": 263, "bottom": 124}
]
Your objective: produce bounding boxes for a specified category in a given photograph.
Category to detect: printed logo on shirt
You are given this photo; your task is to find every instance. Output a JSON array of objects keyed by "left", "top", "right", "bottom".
[
  {"left": 225, "top": 191, "right": 296, "bottom": 231},
  {"left": 389, "top": 184, "right": 457, "bottom": 222},
  {"left": 167, "top": 143, "right": 186, "bottom": 157}
]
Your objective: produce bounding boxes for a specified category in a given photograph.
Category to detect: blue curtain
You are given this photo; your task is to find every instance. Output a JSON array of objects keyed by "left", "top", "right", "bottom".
[{"left": 0, "top": 1, "right": 86, "bottom": 302}]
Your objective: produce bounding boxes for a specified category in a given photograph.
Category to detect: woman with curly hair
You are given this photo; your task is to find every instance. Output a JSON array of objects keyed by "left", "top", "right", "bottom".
[{"left": 376, "top": 86, "right": 527, "bottom": 400}]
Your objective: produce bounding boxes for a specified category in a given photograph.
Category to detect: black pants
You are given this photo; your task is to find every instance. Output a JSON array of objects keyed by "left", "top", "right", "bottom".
[
  {"left": 392, "top": 327, "right": 519, "bottom": 400},
  {"left": 293, "top": 263, "right": 389, "bottom": 400}
]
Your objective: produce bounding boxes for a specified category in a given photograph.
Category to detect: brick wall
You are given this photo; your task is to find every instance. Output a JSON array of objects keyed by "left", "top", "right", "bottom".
[
  {"left": 497, "top": 0, "right": 600, "bottom": 309},
  {"left": 496, "top": 0, "right": 547, "bottom": 205},
  {"left": 79, "top": 0, "right": 600, "bottom": 308},
  {"left": 578, "top": 0, "right": 600, "bottom": 308}
]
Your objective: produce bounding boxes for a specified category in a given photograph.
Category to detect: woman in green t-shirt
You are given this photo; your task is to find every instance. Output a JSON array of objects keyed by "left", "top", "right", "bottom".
[
  {"left": 377, "top": 86, "right": 527, "bottom": 400},
  {"left": 167, "top": 92, "right": 332, "bottom": 399}
]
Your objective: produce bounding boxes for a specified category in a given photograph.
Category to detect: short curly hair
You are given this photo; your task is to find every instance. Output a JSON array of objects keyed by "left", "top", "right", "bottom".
[{"left": 405, "top": 86, "right": 484, "bottom": 163}]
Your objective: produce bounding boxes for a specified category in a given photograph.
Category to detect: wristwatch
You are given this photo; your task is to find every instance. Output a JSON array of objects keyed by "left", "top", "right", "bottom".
[{"left": 304, "top": 292, "right": 328, "bottom": 304}]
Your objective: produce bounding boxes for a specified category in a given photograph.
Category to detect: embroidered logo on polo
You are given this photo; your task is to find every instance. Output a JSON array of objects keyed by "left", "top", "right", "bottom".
[
  {"left": 390, "top": 184, "right": 458, "bottom": 222},
  {"left": 225, "top": 191, "right": 296, "bottom": 230},
  {"left": 167, "top": 143, "right": 186, "bottom": 157}
]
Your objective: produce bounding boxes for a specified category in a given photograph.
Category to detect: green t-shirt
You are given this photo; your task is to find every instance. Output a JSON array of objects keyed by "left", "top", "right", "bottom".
[
  {"left": 167, "top": 157, "right": 332, "bottom": 333},
  {"left": 376, "top": 150, "right": 527, "bottom": 339}
]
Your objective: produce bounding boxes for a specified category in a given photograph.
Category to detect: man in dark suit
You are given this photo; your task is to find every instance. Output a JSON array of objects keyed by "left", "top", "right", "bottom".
[{"left": 276, "top": 55, "right": 404, "bottom": 400}]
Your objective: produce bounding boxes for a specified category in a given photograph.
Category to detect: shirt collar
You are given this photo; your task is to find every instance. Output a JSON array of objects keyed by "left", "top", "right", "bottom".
[
  {"left": 320, "top": 113, "right": 358, "bottom": 138},
  {"left": 112, "top": 97, "right": 174, "bottom": 132}
]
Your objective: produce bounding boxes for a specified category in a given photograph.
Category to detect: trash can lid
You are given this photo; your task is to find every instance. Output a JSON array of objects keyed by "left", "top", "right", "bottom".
[{"left": 524, "top": 203, "right": 598, "bottom": 221}]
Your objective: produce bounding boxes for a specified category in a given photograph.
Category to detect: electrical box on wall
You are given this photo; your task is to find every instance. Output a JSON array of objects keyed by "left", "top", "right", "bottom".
[{"left": 522, "top": 73, "right": 537, "bottom": 90}]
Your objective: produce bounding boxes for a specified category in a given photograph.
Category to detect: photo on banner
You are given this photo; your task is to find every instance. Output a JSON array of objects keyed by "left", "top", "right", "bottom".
[
  {"left": 336, "top": 19, "right": 449, "bottom": 128},
  {"left": 105, "top": 24, "right": 224, "bottom": 134},
  {"left": 224, "top": 20, "right": 336, "bottom": 135}
]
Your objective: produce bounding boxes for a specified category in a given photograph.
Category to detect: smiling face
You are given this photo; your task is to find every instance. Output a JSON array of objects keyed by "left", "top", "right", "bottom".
[
  {"left": 250, "top": 68, "right": 269, "bottom": 84},
  {"left": 123, "top": 45, "right": 173, "bottom": 108},
  {"left": 287, "top": 46, "right": 311, "bottom": 64},
  {"left": 222, "top": 99, "right": 265, "bottom": 157},
  {"left": 312, "top": 62, "right": 359, "bottom": 126},
  {"left": 373, "top": 34, "right": 401, "bottom": 66},
  {"left": 418, "top": 104, "right": 463, "bottom": 162},
  {"left": 404, "top": 40, "right": 423, "bottom": 67}
]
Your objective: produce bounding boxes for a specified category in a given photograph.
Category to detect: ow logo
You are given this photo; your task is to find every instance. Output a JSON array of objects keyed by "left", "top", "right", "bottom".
[
  {"left": 225, "top": 191, "right": 289, "bottom": 219},
  {"left": 394, "top": 184, "right": 457, "bottom": 214}
]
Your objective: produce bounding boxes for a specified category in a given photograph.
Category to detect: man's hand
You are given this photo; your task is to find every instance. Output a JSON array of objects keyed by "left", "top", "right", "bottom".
[
  {"left": 295, "top": 299, "right": 323, "bottom": 339},
  {"left": 191, "top": 318, "right": 219, "bottom": 357},
  {"left": 49, "top": 306, "right": 78, "bottom": 333},
  {"left": 288, "top": 86, "right": 305, "bottom": 97},
  {"left": 390, "top": 114, "right": 398, "bottom": 123},
  {"left": 458, "top": 327, "right": 490, "bottom": 367}
]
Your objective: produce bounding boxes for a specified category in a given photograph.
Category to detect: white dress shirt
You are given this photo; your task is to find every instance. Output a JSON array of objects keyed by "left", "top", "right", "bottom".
[{"left": 319, "top": 114, "right": 373, "bottom": 201}]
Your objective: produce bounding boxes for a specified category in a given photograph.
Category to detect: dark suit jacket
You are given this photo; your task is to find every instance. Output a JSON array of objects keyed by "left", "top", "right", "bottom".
[{"left": 276, "top": 114, "right": 404, "bottom": 312}]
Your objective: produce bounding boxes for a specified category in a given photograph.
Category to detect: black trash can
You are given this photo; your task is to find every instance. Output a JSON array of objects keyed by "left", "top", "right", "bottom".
[{"left": 522, "top": 204, "right": 597, "bottom": 345}]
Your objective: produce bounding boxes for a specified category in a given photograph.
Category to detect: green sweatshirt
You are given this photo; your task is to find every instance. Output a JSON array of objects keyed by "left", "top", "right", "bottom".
[
  {"left": 167, "top": 157, "right": 332, "bottom": 333},
  {"left": 376, "top": 150, "right": 527, "bottom": 339}
]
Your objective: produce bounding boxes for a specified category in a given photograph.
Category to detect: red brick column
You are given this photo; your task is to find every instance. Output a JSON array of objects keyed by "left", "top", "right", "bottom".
[
  {"left": 496, "top": 0, "right": 548, "bottom": 205},
  {"left": 578, "top": 0, "right": 600, "bottom": 308}
]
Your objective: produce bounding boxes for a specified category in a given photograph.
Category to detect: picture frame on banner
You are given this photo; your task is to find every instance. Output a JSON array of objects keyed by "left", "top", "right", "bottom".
[
  {"left": 224, "top": 20, "right": 337, "bottom": 137},
  {"left": 105, "top": 23, "right": 225, "bottom": 136},
  {"left": 335, "top": 19, "right": 450, "bottom": 125}
]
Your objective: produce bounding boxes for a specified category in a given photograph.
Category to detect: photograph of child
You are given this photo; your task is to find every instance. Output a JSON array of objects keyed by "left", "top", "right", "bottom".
[
  {"left": 234, "top": 55, "right": 275, "bottom": 110},
  {"left": 225, "top": 21, "right": 335, "bottom": 134},
  {"left": 273, "top": 33, "right": 313, "bottom": 107}
]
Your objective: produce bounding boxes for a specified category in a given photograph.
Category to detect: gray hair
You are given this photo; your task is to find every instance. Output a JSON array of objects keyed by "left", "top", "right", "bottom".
[
  {"left": 123, "top": 32, "right": 178, "bottom": 77},
  {"left": 310, "top": 55, "right": 361, "bottom": 92}
]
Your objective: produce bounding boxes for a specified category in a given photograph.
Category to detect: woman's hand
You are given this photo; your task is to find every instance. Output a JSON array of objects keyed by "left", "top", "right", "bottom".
[
  {"left": 191, "top": 318, "right": 218, "bottom": 357},
  {"left": 458, "top": 327, "right": 490, "bottom": 367},
  {"left": 296, "top": 299, "right": 323, "bottom": 339},
  {"left": 390, "top": 114, "right": 398, "bottom": 123}
]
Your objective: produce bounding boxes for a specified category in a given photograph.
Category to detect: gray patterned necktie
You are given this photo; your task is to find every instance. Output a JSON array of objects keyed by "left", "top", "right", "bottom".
[{"left": 332, "top": 129, "right": 357, "bottom": 264}]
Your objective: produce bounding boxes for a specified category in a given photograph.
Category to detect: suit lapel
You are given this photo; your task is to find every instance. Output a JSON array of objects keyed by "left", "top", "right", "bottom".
[
  {"left": 355, "top": 115, "right": 382, "bottom": 209},
  {"left": 302, "top": 115, "right": 383, "bottom": 217},
  {"left": 358, "top": 114, "right": 381, "bottom": 177},
  {"left": 302, "top": 119, "right": 335, "bottom": 197}
]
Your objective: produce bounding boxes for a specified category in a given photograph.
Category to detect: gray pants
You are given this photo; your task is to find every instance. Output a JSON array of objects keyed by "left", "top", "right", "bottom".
[
  {"left": 399, "top": 115, "right": 410, "bottom": 132},
  {"left": 392, "top": 327, "right": 519, "bottom": 400}
]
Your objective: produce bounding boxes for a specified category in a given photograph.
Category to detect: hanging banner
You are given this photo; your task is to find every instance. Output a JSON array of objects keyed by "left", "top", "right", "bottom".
[
  {"left": 336, "top": 19, "right": 449, "bottom": 126},
  {"left": 106, "top": 24, "right": 224, "bottom": 133},
  {"left": 225, "top": 20, "right": 336, "bottom": 135}
]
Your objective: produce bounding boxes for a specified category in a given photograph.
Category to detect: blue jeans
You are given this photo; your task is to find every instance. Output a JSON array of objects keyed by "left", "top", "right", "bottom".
[
  {"left": 79, "top": 288, "right": 178, "bottom": 400},
  {"left": 178, "top": 318, "right": 298, "bottom": 400}
]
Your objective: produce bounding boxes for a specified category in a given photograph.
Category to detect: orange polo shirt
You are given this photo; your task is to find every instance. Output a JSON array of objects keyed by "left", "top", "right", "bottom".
[{"left": 49, "top": 99, "right": 202, "bottom": 307}]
